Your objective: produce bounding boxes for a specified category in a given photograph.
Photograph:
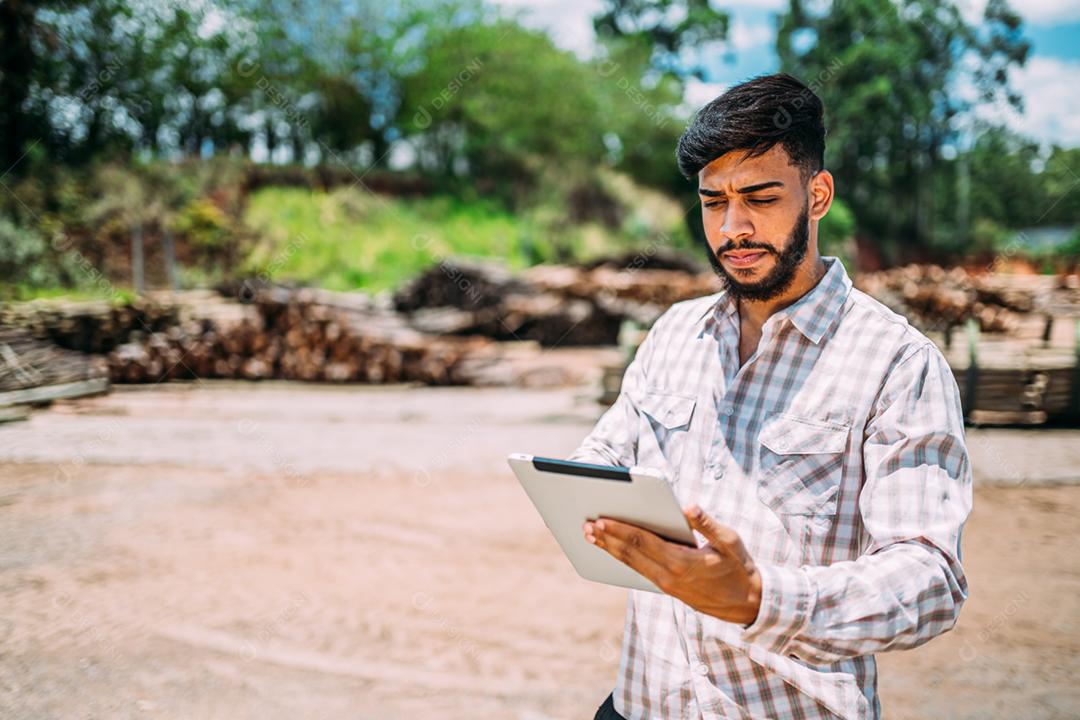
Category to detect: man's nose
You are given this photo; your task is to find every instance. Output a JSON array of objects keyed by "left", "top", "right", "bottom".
[{"left": 718, "top": 202, "right": 753, "bottom": 244}]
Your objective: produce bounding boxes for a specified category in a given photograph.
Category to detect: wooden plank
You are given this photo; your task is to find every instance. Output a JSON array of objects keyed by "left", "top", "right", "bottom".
[
  {"left": 0, "top": 406, "right": 30, "bottom": 423},
  {"left": 968, "top": 409, "right": 1047, "bottom": 426},
  {"left": 0, "top": 378, "right": 110, "bottom": 407}
]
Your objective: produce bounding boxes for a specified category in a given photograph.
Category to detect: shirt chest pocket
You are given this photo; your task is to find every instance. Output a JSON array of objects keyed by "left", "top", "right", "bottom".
[
  {"left": 637, "top": 388, "right": 697, "bottom": 479},
  {"left": 756, "top": 413, "right": 849, "bottom": 516}
]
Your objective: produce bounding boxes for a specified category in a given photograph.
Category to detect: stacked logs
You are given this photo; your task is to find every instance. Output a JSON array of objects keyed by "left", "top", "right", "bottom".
[
  {"left": 0, "top": 327, "right": 108, "bottom": 393},
  {"left": 7, "top": 259, "right": 1072, "bottom": 395},
  {"left": 394, "top": 259, "right": 623, "bottom": 345},
  {"left": 582, "top": 248, "right": 705, "bottom": 274},
  {"left": 525, "top": 264, "right": 720, "bottom": 323},
  {"left": 855, "top": 264, "right": 1027, "bottom": 333},
  {"left": 392, "top": 259, "right": 530, "bottom": 313},
  {"left": 102, "top": 288, "right": 491, "bottom": 385},
  {"left": 394, "top": 258, "right": 721, "bottom": 343},
  {"left": 0, "top": 297, "right": 181, "bottom": 354}
]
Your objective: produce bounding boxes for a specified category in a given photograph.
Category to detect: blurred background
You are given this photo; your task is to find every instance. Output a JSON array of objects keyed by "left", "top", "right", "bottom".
[{"left": 0, "top": 0, "right": 1077, "bottom": 718}]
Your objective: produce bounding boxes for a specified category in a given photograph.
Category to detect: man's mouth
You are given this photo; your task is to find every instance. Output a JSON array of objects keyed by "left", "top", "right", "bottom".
[{"left": 722, "top": 249, "right": 769, "bottom": 268}]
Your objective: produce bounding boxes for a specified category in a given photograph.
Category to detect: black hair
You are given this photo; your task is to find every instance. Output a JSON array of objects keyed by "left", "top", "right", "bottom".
[{"left": 675, "top": 73, "right": 825, "bottom": 181}]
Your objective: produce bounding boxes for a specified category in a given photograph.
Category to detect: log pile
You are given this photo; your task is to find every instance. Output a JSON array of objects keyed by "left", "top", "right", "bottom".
[
  {"left": 855, "top": 264, "right": 1028, "bottom": 333},
  {"left": 101, "top": 288, "right": 492, "bottom": 385},
  {"left": 944, "top": 337, "right": 1079, "bottom": 424},
  {"left": 5, "top": 258, "right": 1076, "bottom": 406},
  {"left": 582, "top": 248, "right": 705, "bottom": 274},
  {"left": 393, "top": 259, "right": 623, "bottom": 345},
  {"left": 0, "top": 297, "right": 181, "bottom": 354},
  {"left": 525, "top": 264, "right": 720, "bottom": 322},
  {"left": 394, "top": 257, "right": 721, "bottom": 343},
  {"left": 0, "top": 289, "right": 494, "bottom": 386},
  {"left": 854, "top": 266, "right": 1080, "bottom": 424},
  {"left": 392, "top": 259, "right": 531, "bottom": 313},
  {"left": 0, "top": 327, "right": 109, "bottom": 416},
  {"left": 0, "top": 327, "right": 108, "bottom": 393}
]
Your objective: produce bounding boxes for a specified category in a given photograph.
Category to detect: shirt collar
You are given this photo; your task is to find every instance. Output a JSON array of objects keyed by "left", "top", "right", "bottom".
[{"left": 694, "top": 256, "right": 852, "bottom": 344}]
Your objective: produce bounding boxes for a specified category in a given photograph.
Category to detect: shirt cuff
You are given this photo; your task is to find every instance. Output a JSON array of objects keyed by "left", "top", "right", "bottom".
[{"left": 739, "top": 563, "right": 816, "bottom": 655}]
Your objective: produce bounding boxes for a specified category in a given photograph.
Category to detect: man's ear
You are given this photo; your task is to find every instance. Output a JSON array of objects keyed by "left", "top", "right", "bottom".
[{"left": 808, "top": 169, "right": 834, "bottom": 221}]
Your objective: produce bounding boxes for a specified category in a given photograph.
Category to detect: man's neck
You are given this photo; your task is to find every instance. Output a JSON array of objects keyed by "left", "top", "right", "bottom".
[{"left": 737, "top": 255, "right": 828, "bottom": 331}]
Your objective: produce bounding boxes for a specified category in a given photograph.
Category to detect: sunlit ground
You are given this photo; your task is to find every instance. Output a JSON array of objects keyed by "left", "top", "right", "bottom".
[{"left": 1, "top": 382, "right": 1077, "bottom": 719}]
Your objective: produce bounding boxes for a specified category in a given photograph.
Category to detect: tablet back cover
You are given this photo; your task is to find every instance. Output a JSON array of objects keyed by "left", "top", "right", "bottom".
[{"left": 508, "top": 454, "right": 696, "bottom": 593}]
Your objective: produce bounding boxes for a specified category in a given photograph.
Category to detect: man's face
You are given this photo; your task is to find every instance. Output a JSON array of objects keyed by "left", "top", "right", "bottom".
[{"left": 698, "top": 145, "right": 815, "bottom": 302}]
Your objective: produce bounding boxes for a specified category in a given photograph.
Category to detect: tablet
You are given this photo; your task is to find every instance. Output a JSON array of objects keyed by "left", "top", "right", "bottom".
[{"left": 508, "top": 453, "right": 697, "bottom": 593}]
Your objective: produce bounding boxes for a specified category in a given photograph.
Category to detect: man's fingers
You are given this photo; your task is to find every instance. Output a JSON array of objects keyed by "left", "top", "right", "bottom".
[
  {"left": 593, "top": 518, "right": 676, "bottom": 565},
  {"left": 590, "top": 521, "right": 675, "bottom": 589},
  {"left": 684, "top": 505, "right": 751, "bottom": 564}
]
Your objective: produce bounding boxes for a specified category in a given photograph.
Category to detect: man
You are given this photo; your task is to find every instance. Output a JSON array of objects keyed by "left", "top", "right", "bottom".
[{"left": 570, "top": 73, "right": 972, "bottom": 719}]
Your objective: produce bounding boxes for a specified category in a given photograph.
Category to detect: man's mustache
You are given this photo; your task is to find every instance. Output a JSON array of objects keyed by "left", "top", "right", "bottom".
[{"left": 714, "top": 240, "right": 778, "bottom": 255}]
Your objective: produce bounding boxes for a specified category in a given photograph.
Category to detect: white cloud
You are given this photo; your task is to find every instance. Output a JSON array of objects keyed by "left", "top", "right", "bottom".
[
  {"left": 1016, "top": 0, "right": 1080, "bottom": 23},
  {"left": 680, "top": 78, "right": 728, "bottom": 115},
  {"left": 491, "top": 0, "right": 783, "bottom": 58},
  {"left": 977, "top": 55, "right": 1080, "bottom": 146},
  {"left": 493, "top": 0, "right": 605, "bottom": 59},
  {"left": 730, "top": 20, "right": 774, "bottom": 51},
  {"left": 960, "top": 0, "right": 1080, "bottom": 24},
  {"left": 720, "top": 0, "right": 787, "bottom": 9}
]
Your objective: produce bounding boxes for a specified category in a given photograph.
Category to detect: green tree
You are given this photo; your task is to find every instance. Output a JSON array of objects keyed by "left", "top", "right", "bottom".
[
  {"left": 590, "top": 36, "right": 691, "bottom": 198},
  {"left": 9, "top": 0, "right": 256, "bottom": 165},
  {"left": 966, "top": 126, "right": 1041, "bottom": 229},
  {"left": 593, "top": 0, "right": 730, "bottom": 80},
  {"left": 1038, "top": 146, "right": 1080, "bottom": 228},
  {"left": 777, "top": 0, "right": 1030, "bottom": 260},
  {"left": 0, "top": 0, "right": 62, "bottom": 172},
  {"left": 399, "top": 19, "right": 607, "bottom": 206}
]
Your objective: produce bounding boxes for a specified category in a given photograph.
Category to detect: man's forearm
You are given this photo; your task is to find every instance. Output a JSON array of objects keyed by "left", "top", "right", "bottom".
[{"left": 741, "top": 538, "right": 967, "bottom": 663}]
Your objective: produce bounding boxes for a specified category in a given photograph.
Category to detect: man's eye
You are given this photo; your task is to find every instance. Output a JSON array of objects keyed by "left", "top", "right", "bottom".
[
  {"left": 749, "top": 198, "right": 777, "bottom": 206},
  {"left": 703, "top": 201, "right": 726, "bottom": 208}
]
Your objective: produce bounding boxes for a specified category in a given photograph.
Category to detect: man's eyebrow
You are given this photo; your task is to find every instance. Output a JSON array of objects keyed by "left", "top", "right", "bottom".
[{"left": 698, "top": 180, "right": 785, "bottom": 197}]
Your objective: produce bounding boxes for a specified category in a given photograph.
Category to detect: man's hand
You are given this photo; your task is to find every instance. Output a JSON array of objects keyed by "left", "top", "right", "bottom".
[{"left": 583, "top": 505, "right": 762, "bottom": 626}]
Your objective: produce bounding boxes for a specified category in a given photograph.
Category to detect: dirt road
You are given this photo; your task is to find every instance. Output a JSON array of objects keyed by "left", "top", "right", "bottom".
[{"left": 1, "top": 382, "right": 1077, "bottom": 719}]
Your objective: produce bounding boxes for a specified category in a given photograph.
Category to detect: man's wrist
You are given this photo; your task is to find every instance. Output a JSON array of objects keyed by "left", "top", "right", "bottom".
[
  {"left": 739, "top": 563, "right": 815, "bottom": 655},
  {"left": 739, "top": 567, "right": 763, "bottom": 627}
]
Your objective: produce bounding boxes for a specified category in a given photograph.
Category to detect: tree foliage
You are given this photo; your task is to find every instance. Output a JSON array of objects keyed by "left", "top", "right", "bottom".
[{"left": 777, "top": 0, "right": 1030, "bottom": 258}]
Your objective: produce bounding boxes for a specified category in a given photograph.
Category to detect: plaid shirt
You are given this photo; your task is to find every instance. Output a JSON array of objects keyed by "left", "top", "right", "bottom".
[{"left": 569, "top": 257, "right": 971, "bottom": 719}]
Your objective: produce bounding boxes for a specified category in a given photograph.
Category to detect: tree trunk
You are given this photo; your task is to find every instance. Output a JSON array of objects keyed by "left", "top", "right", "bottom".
[{"left": 0, "top": 0, "right": 35, "bottom": 172}]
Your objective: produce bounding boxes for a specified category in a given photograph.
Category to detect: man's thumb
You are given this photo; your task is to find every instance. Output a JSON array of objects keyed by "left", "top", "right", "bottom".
[{"left": 684, "top": 505, "right": 743, "bottom": 556}]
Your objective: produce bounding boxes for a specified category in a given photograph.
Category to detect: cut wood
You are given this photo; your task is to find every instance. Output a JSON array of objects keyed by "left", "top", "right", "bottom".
[{"left": 0, "top": 378, "right": 110, "bottom": 408}]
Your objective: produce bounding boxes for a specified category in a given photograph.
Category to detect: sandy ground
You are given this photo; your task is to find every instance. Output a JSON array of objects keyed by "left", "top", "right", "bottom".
[{"left": 1, "top": 380, "right": 1078, "bottom": 719}]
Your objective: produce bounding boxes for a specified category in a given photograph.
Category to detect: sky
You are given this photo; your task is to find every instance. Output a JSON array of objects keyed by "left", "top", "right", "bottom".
[{"left": 492, "top": 0, "right": 1080, "bottom": 147}]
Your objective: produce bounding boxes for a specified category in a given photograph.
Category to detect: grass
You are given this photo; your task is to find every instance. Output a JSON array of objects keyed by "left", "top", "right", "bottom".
[
  {"left": 241, "top": 187, "right": 589, "bottom": 293},
  {"left": 4, "top": 176, "right": 696, "bottom": 299},
  {"left": 2, "top": 285, "right": 138, "bottom": 303},
  {"left": 239, "top": 182, "right": 698, "bottom": 293}
]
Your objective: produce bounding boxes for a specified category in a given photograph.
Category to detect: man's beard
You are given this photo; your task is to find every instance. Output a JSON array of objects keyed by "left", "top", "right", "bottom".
[{"left": 704, "top": 203, "right": 810, "bottom": 303}]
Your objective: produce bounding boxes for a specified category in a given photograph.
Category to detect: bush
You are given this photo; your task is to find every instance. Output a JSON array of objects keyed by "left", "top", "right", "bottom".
[
  {"left": 175, "top": 199, "right": 233, "bottom": 255},
  {"left": 0, "top": 217, "right": 72, "bottom": 296},
  {"left": 1057, "top": 227, "right": 1080, "bottom": 261},
  {"left": 820, "top": 197, "right": 856, "bottom": 268}
]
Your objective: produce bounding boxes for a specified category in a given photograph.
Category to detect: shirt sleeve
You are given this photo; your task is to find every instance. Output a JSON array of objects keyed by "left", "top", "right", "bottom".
[
  {"left": 740, "top": 343, "right": 973, "bottom": 663},
  {"left": 565, "top": 314, "right": 663, "bottom": 467}
]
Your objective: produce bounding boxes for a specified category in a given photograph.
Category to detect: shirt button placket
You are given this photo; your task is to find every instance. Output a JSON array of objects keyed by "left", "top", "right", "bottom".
[
  {"left": 703, "top": 460, "right": 724, "bottom": 484},
  {"left": 686, "top": 659, "right": 713, "bottom": 718}
]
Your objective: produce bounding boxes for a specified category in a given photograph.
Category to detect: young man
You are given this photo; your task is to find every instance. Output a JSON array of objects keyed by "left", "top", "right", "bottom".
[{"left": 571, "top": 73, "right": 972, "bottom": 719}]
